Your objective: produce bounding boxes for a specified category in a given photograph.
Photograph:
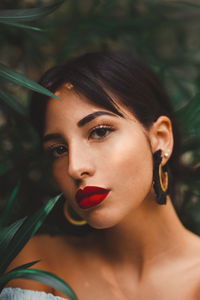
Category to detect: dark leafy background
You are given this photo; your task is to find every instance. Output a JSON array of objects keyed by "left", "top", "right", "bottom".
[{"left": 0, "top": 0, "right": 199, "bottom": 234}]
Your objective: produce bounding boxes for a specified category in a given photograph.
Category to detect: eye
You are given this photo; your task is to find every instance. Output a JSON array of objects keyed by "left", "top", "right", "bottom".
[
  {"left": 46, "top": 144, "right": 68, "bottom": 159},
  {"left": 89, "top": 124, "right": 115, "bottom": 139}
]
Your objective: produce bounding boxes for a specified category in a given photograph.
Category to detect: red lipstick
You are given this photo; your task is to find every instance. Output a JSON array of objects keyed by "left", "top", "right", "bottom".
[{"left": 75, "top": 186, "right": 110, "bottom": 209}]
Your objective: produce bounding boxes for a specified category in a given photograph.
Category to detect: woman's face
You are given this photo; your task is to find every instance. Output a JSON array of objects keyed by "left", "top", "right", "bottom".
[{"left": 43, "top": 87, "right": 156, "bottom": 229}]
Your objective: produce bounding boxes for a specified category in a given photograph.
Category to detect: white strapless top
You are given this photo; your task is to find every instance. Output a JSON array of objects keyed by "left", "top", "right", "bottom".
[{"left": 0, "top": 288, "right": 69, "bottom": 300}]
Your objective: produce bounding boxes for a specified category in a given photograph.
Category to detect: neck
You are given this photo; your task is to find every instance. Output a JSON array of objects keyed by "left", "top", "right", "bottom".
[{"left": 97, "top": 194, "right": 189, "bottom": 278}]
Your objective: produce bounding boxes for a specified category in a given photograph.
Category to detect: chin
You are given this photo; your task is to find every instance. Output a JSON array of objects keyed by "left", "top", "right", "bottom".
[
  {"left": 89, "top": 220, "right": 116, "bottom": 229},
  {"left": 85, "top": 208, "right": 122, "bottom": 229},
  {"left": 88, "top": 221, "right": 117, "bottom": 230}
]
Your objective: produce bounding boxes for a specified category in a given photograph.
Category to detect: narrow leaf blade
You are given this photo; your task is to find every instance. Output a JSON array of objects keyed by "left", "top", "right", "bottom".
[
  {"left": 0, "top": 218, "right": 27, "bottom": 257},
  {"left": 0, "top": 0, "right": 64, "bottom": 22},
  {"left": 0, "top": 89, "right": 26, "bottom": 115},
  {"left": 0, "top": 21, "right": 43, "bottom": 32},
  {"left": 0, "top": 194, "right": 61, "bottom": 273},
  {"left": 0, "top": 269, "right": 78, "bottom": 300},
  {"left": 0, "top": 64, "right": 60, "bottom": 99},
  {"left": 10, "top": 260, "right": 41, "bottom": 272},
  {"left": 0, "top": 183, "right": 20, "bottom": 227}
]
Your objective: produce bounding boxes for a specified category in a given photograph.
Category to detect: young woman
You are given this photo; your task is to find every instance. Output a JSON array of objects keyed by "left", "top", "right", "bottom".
[{"left": 2, "top": 52, "right": 200, "bottom": 299}]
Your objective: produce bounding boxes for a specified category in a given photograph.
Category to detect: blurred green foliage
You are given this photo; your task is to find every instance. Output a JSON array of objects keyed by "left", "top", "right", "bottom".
[
  {"left": 0, "top": 1, "right": 79, "bottom": 297},
  {"left": 0, "top": 188, "right": 77, "bottom": 299},
  {"left": 0, "top": 0, "right": 199, "bottom": 234}
]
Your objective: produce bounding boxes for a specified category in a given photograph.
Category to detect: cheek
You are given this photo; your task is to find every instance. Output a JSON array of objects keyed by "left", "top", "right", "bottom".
[
  {"left": 87, "top": 133, "right": 154, "bottom": 228},
  {"left": 108, "top": 132, "right": 153, "bottom": 202}
]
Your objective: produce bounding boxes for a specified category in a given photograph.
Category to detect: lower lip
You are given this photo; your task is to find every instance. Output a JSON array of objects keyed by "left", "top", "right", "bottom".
[{"left": 77, "top": 192, "right": 110, "bottom": 209}]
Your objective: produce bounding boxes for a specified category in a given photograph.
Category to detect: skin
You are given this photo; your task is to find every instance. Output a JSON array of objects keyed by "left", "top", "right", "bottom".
[{"left": 6, "top": 86, "right": 200, "bottom": 299}]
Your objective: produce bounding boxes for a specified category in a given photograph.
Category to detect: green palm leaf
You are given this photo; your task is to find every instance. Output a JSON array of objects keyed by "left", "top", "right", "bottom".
[
  {"left": 0, "top": 194, "right": 61, "bottom": 274},
  {"left": 0, "top": 89, "right": 27, "bottom": 115},
  {"left": 10, "top": 260, "right": 41, "bottom": 272},
  {"left": 0, "top": 218, "right": 27, "bottom": 257},
  {"left": 0, "top": 0, "right": 64, "bottom": 23},
  {"left": 0, "top": 269, "right": 78, "bottom": 300},
  {"left": 0, "top": 64, "right": 60, "bottom": 99},
  {"left": 0, "top": 183, "right": 20, "bottom": 227},
  {"left": 0, "top": 21, "right": 43, "bottom": 31}
]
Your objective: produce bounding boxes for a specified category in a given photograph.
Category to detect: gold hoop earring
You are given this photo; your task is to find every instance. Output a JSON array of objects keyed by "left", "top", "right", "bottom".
[
  {"left": 63, "top": 201, "right": 87, "bottom": 226},
  {"left": 153, "top": 149, "right": 169, "bottom": 205},
  {"left": 159, "top": 164, "right": 168, "bottom": 192}
]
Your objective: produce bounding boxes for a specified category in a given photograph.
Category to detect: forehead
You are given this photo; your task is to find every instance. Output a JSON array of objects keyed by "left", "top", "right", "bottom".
[
  {"left": 43, "top": 87, "right": 149, "bottom": 140},
  {"left": 45, "top": 87, "right": 135, "bottom": 124},
  {"left": 45, "top": 92, "right": 108, "bottom": 130}
]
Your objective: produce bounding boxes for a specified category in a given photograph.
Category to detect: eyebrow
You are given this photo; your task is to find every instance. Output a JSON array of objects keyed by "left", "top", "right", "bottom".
[
  {"left": 43, "top": 111, "right": 118, "bottom": 143},
  {"left": 43, "top": 133, "right": 62, "bottom": 143},
  {"left": 77, "top": 111, "right": 118, "bottom": 127}
]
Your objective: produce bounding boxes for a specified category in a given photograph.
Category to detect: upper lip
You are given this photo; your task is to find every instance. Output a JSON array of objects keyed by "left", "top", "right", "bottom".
[{"left": 75, "top": 186, "right": 110, "bottom": 203}]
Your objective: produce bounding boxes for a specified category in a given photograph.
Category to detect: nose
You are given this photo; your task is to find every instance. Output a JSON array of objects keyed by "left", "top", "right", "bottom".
[{"left": 67, "top": 142, "right": 95, "bottom": 180}]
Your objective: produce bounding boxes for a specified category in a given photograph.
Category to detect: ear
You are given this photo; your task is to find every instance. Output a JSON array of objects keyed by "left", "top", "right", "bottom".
[{"left": 149, "top": 116, "right": 174, "bottom": 166}]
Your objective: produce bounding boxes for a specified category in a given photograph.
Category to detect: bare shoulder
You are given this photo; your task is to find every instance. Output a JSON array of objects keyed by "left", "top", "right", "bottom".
[
  {"left": 190, "top": 261, "right": 200, "bottom": 300},
  {"left": 186, "top": 232, "right": 200, "bottom": 298},
  {"left": 192, "top": 254, "right": 200, "bottom": 297},
  {"left": 5, "top": 233, "right": 80, "bottom": 291}
]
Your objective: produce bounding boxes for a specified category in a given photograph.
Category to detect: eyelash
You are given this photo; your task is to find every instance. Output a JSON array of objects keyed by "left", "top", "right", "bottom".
[
  {"left": 89, "top": 123, "right": 115, "bottom": 139},
  {"left": 46, "top": 124, "right": 115, "bottom": 159}
]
